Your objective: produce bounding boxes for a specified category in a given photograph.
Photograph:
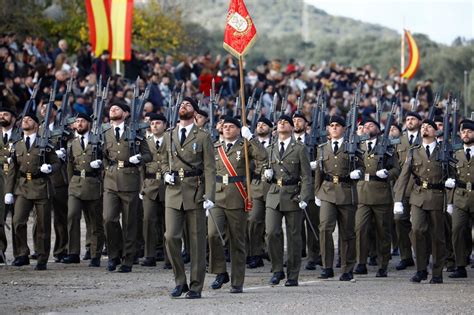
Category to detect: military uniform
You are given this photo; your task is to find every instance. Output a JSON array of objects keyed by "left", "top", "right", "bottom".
[
  {"left": 450, "top": 146, "right": 474, "bottom": 271},
  {"left": 393, "top": 142, "right": 449, "bottom": 280},
  {"left": 394, "top": 131, "right": 420, "bottom": 265},
  {"left": 355, "top": 137, "right": 400, "bottom": 272},
  {"left": 102, "top": 124, "right": 152, "bottom": 268},
  {"left": 266, "top": 138, "right": 311, "bottom": 282},
  {"left": 314, "top": 138, "right": 364, "bottom": 276},
  {"left": 141, "top": 135, "right": 166, "bottom": 262},
  {"left": 6, "top": 134, "right": 60, "bottom": 266},
  {"left": 161, "top": 124, "right": 215, "bottom": 295},
  {"left": 0, "top": 127, "right": 19, "bottom": 258},
  {"left": 66, "top": 132, "right": 104, "bottom": 262},
  {"left": 209, "top": 136, "right": 266, "bottom": 289},
  {"left": 246, "top": 137, "right": 270, "bottom": 266}
]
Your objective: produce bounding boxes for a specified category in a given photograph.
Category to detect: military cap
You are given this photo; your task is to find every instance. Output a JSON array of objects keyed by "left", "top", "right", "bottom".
[
  {"left": 75, "top": 112, "right": 92, "bottom": 122},
  {"left": 328, "top": 115, "right": 346, "bottom": 127},
  {"left": 182, "top": 96, "right": 199, "bottom": 111},
  {"left": 278, "top": 115, "right": 294, "bottom": 127},
  {"left": 223, "top": 116, "right": 241, "bottom": 128},
  {"left": 257, "top": 116, "right": 273, "bottom": 128},
  {"left": 422, "top": 119, "right": 438, "bottom": 130},
  {"left": 406, "top": 111, "right": 422, "bottom": 121},
  {"left": 292, "top": 112, "right": 308, "bottom": 123}
]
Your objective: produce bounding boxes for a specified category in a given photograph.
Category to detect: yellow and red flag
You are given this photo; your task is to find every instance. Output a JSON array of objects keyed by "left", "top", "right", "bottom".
[
  {"left": 109, "top": 0, "right": 134, "bottom": 61},
  {"left": 85, "top": 0, "right": 112, "bottom": 57},
  {"left": 85, "top": 0, "right": 133, "bottom": 61},
  {"left": 400, "top": 29, "right": 420, "bottom": 80},
  {"left": 223, "top": 0, "right": 257, "bottom": 58}
]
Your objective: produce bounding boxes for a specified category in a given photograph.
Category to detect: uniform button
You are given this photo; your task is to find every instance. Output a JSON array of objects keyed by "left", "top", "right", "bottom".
[
  {"left": 367, "top": 164, "right": 370, "bottom": 167},
  {"left": 181, "top": 148, "right": 184, "bottom": 151},
  {"left": 280, "top": 169, "right": 283, "bottom": 172},
  {"left": 427, "top": 160, "right": 430, "bottom": 163},
  {"left": 334, "top": 165, "right": 337, "bottom": 167},
  {"left": 117, "top": 143, "right": 120, "bottom": 146},
  {"left": 427, "top": 169, "right": 430, "bottom": 171},
  {"left": 27, "top": 153, "right": 30, "bottom": 156},
  {"left": 83, "top": 153, "right": 85, "bottom": 155},
  {"left": 334, "top": 156, "right": 338, "bottom": 159},
  {"left": 117, "top": 151, "right": 120, "bottom": 154},
  {"left": 26, "top": 162, "right": 30, "bottom": 164},
  {"left": 82, "top": 161, "right": 85, "bottom": 164},
  {"left": 468, "top": 173, "right": 470, "bottom": 176}
]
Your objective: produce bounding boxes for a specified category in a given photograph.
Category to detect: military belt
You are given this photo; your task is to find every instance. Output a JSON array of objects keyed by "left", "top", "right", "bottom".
[
  {"left": 216, "top": 175, "right": 245, "bottom": 184},
  {"left": 457, "top": 181, "right": 473, "bottom": 192},
  {"left": 363, "top": 174, "right": 387, "bottom": 182},
  {"left": 20, "top": 171, "right": 47, "bottom": 180},
  {"left": 414, "top": 178, "right": 444, "bottom": 190},
  {"left": 108, "top": 160, "right": 137, "bottom": 168},
  {"left": 145, "top": 172, "right": 163, "bottom": 180},
  {"left": 73, "top": 170, "right": 99, "bottom": 178},
  {"left": 323, "top": 174, "right": 351, "bottom": 184},
  {"left": 170, "top": 169, "right": 203, "bottom": 178},
  {"left": 271, "top": 178, "right": 300, "bottom": 186}
]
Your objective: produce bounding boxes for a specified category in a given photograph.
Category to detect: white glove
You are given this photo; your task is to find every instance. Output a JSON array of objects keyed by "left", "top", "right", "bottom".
[
  {"left": 376, "top": 169, "right": 389, "bottom": 179},
  {"left": 444, "top": 178, "right": 455, "bottom": 189},
  {"left": 129, "top": 154, "right": 141, "bottom": 164},
  {"left": 40, "top": 163, "right": 52, "bottom": 174},
  {"left": 4, "top": 193, "right": 14, "bottom": 205},
  {"left": 315, "top": 197, "right": 321, "bottom": 207},
  {"left": 7, "top": 157, "right": 12, "bottom": 164},
  {"left": 164, "top": 173, "right": 175, "bottom": 185},
  {"left": 350, "top": 170, "right": 362, "bottom": 180},
  {"left": 310, "top": 161, "right": 317, "bottom": 170},
  {"left": 139, "top": 193, "right": 143, "bottom": 200},
  {"left": 264, "top": 169, "right": 273, "bottom": 180},
  {"left": 299, "top": 201, "right": 307, "bottom": 210},
  {"left": 90, "top": 159, "right": 102, "bottom": 169},
  {"left": 203, "top": 199, "right": 214, "bottom": 210},
  {"left": 55, "top": 148, "right": 66, "bottom": 160},
  {"left": 446, "top": 204, "right": 453, "bottom": 215},
  {"left": 393, "top": 202, "right": 404, "bottom": 215},
  {"left": 241, "top": 126, "right": 253, "bottom": 140}
]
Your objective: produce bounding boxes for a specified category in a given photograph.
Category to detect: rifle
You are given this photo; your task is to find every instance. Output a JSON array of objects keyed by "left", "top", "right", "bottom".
[
  {"left": 209, "top": 79, "right": 218, "bottom": 140},
  {"left": 427, "top": 85, "right": 443, "bottom": 120},
  {"left": 375, "top": 90, "right": 382, "bottom": 124},
  {"left": 308, "top": 90, "right": 322, "bottom": 159},
  {"left": 296, "top": 90, "right": 305, "bottom": 112},
  {"left": 451, "top": 95, "right": 462, "bottom": 150},
  {"left": 250, "top": 92, "right": 263, "bottom": 133},
  {"left": 412, "top": 86, "right": 421, "bottom": 112},
  {"left": 270, "top": 92, "right": 278, "bottom": 123},
  {"left": 373, "top": 102, "right": 398, "bottom": 170},
  {"left": 90, "top": 79, "right": 109, "bottom": 161},
  {"left": 344, "top": 83, "right": 364, "bottom": 205},
  {"left": 52, "top": 76, "right": 74, "bottom": 145},
  {"left": 126, "top": 77, "right": 149, "bottom": 157},
  {"left": 37, "top": 81, "right": 57, "bottom": 165}
]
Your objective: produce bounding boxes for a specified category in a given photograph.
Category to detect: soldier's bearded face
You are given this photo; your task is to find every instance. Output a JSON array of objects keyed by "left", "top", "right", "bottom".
[
  {"left": 21, "top": 117, "right": 37, "bottom": 131},
  {"left": 75, "top": 118, "right": 90, "bottom": 134},
  {"left": 109, "top": 106, "right": 125, "bottom": 121},
  {"left": 292, "top": 118, "right": 306, "bottom": 134},
  {"left": 389, "top": 125, "right": 401, "bottom": 139},
  {"left": 0, "top": 112, "right": 13, "bottom": 127},
  {"left": 421, "top": 123, "right": 436, "bottom": 138},
  {"left": 178, "top": 102, "right": 194, "bottom": 120},
  {"left": 256, "top": 122, "right": 270, "bottom": 137},
  {"left": 461, "top": 129, "right": 474, "bottom": 144},
  {"left": 406, "top": 117, "right": 420, "bottom": 131},
  {"left": 363, "top": 122, "right": 380, "bottom": 138}
]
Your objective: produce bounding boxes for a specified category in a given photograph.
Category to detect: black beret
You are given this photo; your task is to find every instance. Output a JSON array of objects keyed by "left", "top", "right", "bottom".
[
  {"left": 391, "top": 123, "right": 403, "bottom": 133},
  {"left": 434, "top": 116, "right": 443, "bottom": 123},
  {"left": 292, "top": 112, "right": 308, "bottom": 123},
  {"left": 328, "top": 115, "right": 346, "bottom": 127},
  {"left": 148, "top": 113, "right": 167, "bottom": 123},
  {"left": 110, "top": 101, "right": 130, "bottom": 113},
  {"left": 257, "top": 116, "right": 273, "bottom": 128},
  {"left": 406, "top": 111, "right": 422, "bottom": 121},
  {"left": 182, "top": 96, "right": 199, "bottom": 111},
  {"left": 460, "top": 119, "right": 474, "bottom": 131},
  {"left": 75, "top": 112, "right": 92, "bottom": 122},
  {"left": 218, "top": 115, "right": 228, "bottom": 121},
  {"left": 23, "top": 112, "right": 39, "bottom": 124},
  {"left": 223, "top": 116, "right": 241, "bottom": 128},
  {"left": 196, "top": 108, "right": 209, "bottom": 118},
  {"left": 278, "top": 115, "right": 294, "bottom": 127},
  {"left": 0, "top": 107, "right": 17, "bottom": 117},
  {"left": 362, "top": 118, "right": 381, "bottom": 130},
  {"left": 422, "top": 119, "right": 438, "bottom": 130}
]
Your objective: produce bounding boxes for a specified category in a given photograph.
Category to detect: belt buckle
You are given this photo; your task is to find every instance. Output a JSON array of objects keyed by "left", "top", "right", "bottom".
[
  {"left": 118, "top": 160, "right": 124, "bottom": 168},
  {"left": 26, "top": 172, "right": 32, "bottom": 181},
  {"left": 178, "top": 168, "right": 185, "bottom": 180},
  {"left": 333, "top": 176, "right": 339, "bottom": 184},
  {"left": 364, "top": 173, "right": 370, "bottom": 182},
  {"left": 277, "top": 178, "right": 283, "bottom": 187},
  {"left": 3, "top": 162, "right": 8, "bottom": 172},
  {"left": 466, "top": 182, "right": 472, "bottom": 192},
  {"left": 80, "top": 169, "right": 86, "bottom": 178},
  {"left": 222, "top": 174, "right": 229, "bottom": 185},
  {"left": 422, "top": 181, "right": 428, "bottom": 189},
  {"left": 155, "top": 172, "right": 161, "bottom": 180}
]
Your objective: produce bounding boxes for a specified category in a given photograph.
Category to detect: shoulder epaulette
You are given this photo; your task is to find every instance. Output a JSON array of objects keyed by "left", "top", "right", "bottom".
[{"left": 318, "top": 141, "right": 329, "bottom": 148}]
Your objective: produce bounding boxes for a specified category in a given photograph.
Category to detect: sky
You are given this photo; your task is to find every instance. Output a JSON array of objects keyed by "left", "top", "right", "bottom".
[{"left": 305, "top": 0, "right": 473, "bottom": 45}]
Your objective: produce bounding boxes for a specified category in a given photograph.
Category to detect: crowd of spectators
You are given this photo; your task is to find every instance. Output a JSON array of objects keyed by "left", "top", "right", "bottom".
[{"left": 0, "top": 33, "right": 441, "bottom": 128}]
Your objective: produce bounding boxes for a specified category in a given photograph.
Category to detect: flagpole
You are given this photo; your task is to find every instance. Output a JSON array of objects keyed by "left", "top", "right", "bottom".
[
  {"left": 238, "top": 55, "right": 252, "bottom": 209},
  {"left": 115, "top": 59, "right": 121, "bottom": 75},
  {"left": 401, "top": 31, "right": 405, "bottom": 75}
]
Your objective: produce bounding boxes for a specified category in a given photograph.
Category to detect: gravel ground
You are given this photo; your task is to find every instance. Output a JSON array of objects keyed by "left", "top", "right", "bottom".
[{"left": 1, "top": 216, "right": 473, "bottom": 314}]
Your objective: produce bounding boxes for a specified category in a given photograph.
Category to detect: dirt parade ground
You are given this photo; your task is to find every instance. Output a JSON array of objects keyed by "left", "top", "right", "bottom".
[{"left": 1, "top": 217, "right": 473, "bottom": 314}]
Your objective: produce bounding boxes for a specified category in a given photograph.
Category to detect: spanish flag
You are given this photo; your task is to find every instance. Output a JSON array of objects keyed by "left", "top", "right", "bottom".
[
  {"left": 223, "top": 0, "right": 257, "bottom": 58},
  {"left": 400, "top": 30, "right": 420, "bottom": 80},
  {"left": 85, "top": 0, "right": 133, "bottom": 61}
]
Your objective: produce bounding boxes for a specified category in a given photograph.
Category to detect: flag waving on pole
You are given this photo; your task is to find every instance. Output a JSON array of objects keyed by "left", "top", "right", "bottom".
[
  {"left": 85, "top": 0, "right": 112, "bottom": 57},
  {"left": 400, "top": 29, "right": 420, "bottom": 80},
  {"left": 223, "top": 0, "right": 257, "bottom": 58}
]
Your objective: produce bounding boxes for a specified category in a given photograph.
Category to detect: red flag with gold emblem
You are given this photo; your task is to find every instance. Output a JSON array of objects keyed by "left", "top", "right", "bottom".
[{"left": 223, "top": 0, "right": 257, "bottom": 58}]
